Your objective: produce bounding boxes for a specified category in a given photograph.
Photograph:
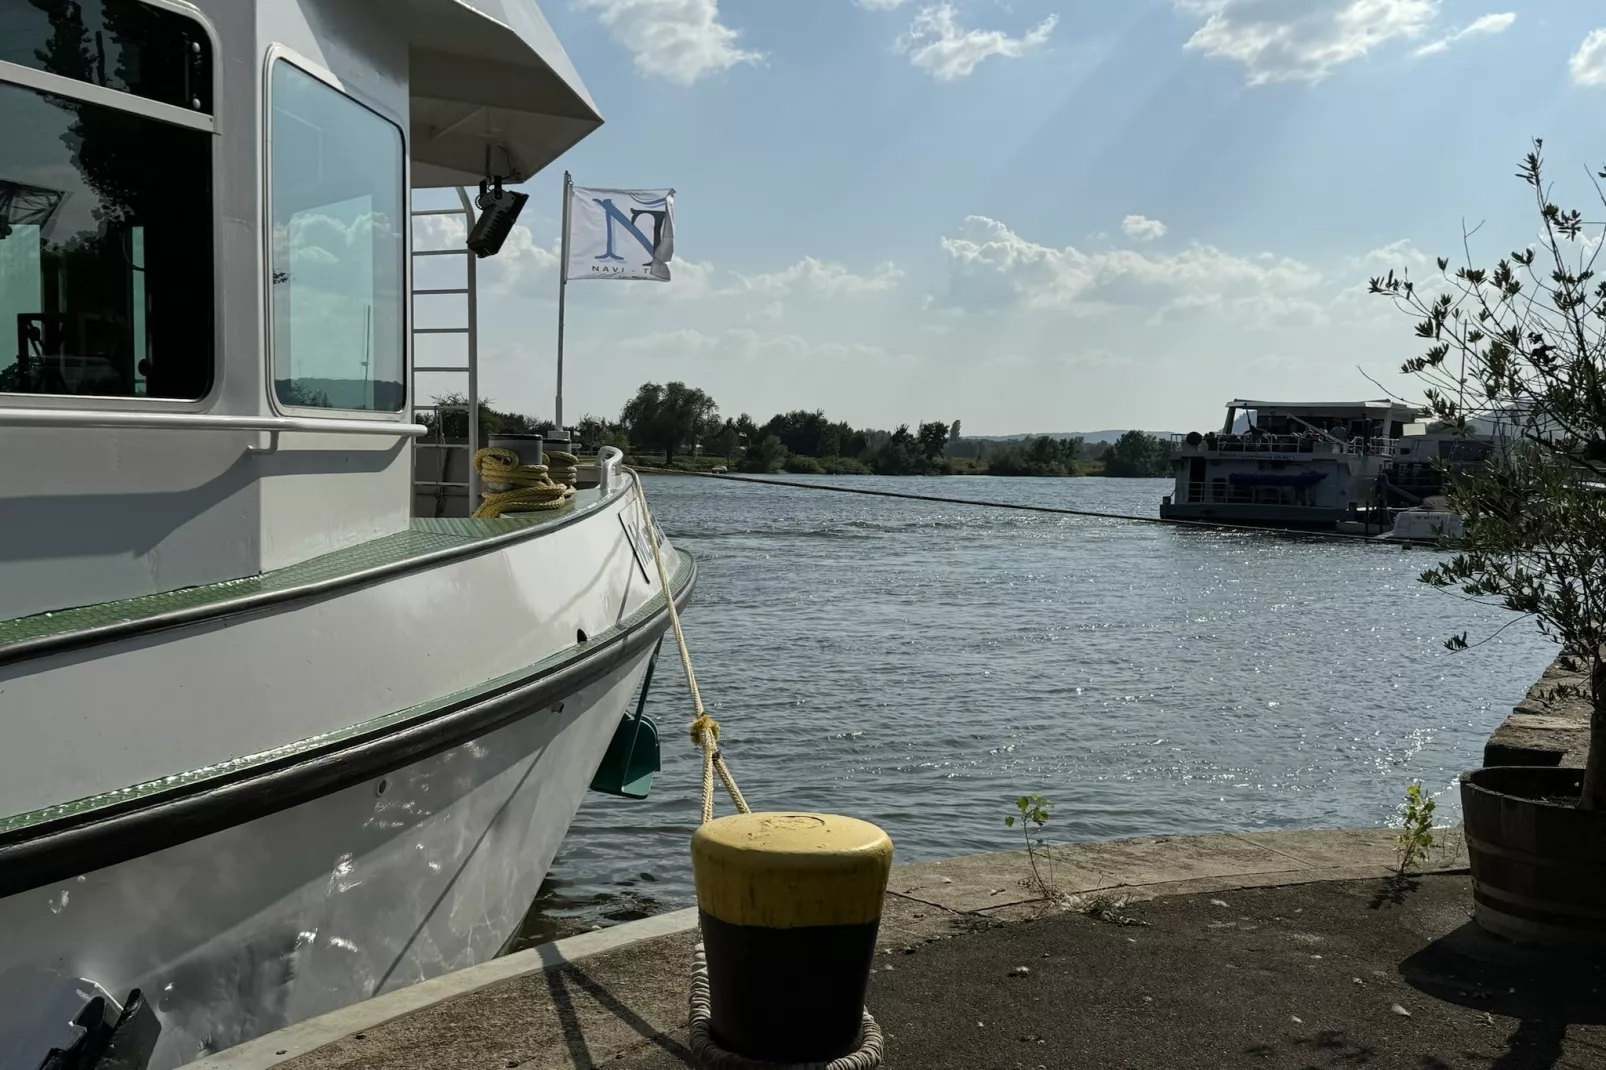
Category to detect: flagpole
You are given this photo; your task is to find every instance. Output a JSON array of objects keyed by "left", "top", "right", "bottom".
[{"left": 555, "top": 171, "right": 572, "bottom": 430}]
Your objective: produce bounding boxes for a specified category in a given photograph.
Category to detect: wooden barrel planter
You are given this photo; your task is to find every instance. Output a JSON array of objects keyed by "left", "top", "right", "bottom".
[{"left": 1461, "top": 766, "right": 1606, "bottom": 949}]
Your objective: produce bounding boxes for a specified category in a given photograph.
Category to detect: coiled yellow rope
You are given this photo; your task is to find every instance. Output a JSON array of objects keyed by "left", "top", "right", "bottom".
[
  {"left": 545, "top": 449, "right": 579, "bottom": 487},
  {"left": 471, "top": 447, "right": 575, "bottom": 518}
]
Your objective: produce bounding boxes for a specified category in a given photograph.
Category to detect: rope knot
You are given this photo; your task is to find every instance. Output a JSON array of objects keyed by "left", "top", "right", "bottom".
[{"left": 690, "top": 713, "right": 721, "bottom": 748}]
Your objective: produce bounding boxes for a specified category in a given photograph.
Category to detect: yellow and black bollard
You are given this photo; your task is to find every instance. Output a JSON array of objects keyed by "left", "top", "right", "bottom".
[{"left": 691, "top": 812, "right": 893, "bottom": 1063}]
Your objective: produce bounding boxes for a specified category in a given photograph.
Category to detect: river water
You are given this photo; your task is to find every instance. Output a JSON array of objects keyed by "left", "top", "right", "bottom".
[{"left": 518, "top": 474, "right": 1553, "bottom": 942}]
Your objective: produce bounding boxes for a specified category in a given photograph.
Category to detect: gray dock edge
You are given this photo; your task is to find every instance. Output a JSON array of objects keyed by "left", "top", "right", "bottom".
[
  {"left": 189, "top": 907, "right": 703, "bottom": 1070},
  {"left": 1483, "top": 652, "right": 1593, "bottom": 767},
  {"left": 190, "top": 826, "right": 1467, "bottom": 1070}
]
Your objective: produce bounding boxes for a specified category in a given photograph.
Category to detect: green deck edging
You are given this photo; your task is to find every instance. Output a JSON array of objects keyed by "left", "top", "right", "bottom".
[
  {"left": 0, "top": 545, "right": 692, "bottom": 837},
  {"left": 0, "top": 508, "right": 596, "bottom": 650}
]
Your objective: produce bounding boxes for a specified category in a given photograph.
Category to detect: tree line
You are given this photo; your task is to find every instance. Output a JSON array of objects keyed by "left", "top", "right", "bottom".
[{"left": 426, "top": 381, "right": 1175, "bottom": 478}]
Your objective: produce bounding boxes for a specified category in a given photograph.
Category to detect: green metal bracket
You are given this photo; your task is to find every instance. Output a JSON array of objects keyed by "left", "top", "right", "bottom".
[{"left": 589, "top": 638, "right": 663, "bottom": 799}]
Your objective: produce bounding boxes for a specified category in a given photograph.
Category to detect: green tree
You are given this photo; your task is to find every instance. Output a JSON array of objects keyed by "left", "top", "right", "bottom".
[
  {"left": 783, "top": 454, "right": 824, "bottom": 474},
  {"left": 917, "top": 420, "right": 951, "bottom": 461},
  {"left": 759, "top": 409, "right": 834, "bottom": 457},
  {"left": 709, "top": 419, "right": 740, "bottom": 462},
  {"left": 871, "top": 424, "right": 927, "bottom": 475},
  {"left": 827, "top": 420, "right": 858, "bottom": 459},
  {"left": 421, "top": 393, "right": 552, "bottom": 443},
  {"left": 1100, "top": 430, "right": 1172, "bottom": 477},
  {"left": 740, "top": 434, "right": 788, "bottom": 473},
  {"left": 575, "top": 412, "right": 629, "bottom": 453},
  {"left": 620, "top": 381, "right": 720, "bottom": 464},
  {"left": 1371, "top": 141, "right": 1606, "bottom": 808},
  {"left": 987, "top": 435, "right": 1083, "bottom": 476}
]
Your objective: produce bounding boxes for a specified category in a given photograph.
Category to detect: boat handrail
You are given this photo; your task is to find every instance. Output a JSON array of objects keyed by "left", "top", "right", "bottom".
[
  {"left": 0, "top": 408, "right": 428, "bottom": 437},
  {"left": 1171, "top": 432, "right": 1403, "bottom": 457}
]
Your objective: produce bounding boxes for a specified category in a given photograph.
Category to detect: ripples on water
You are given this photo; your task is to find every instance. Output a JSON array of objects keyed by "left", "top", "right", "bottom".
[{"left": 518, "top": 474, "right": 1553, "bottom": 942}]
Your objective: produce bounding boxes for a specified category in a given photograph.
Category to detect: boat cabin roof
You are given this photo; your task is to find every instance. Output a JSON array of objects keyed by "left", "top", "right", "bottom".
[
  {"left": 393, "top": 0, "right": 603, "bottom": 185},
  {"left": 1227, "top": 399, "right": 1421, "bottom": 420}
]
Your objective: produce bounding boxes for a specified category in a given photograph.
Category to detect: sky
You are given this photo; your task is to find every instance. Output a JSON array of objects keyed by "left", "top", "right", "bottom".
[{"left": 412, "top": 0, "right": 1606, "bottom": 437}]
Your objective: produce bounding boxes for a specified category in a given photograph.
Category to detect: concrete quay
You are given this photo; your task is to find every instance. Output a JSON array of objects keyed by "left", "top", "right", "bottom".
[
  {"left": 1484, "top": 653, "right": 1594, "bottom": 768},
  {"left": 178, "top": 827, "right": 1606, "bottom": 1070}
]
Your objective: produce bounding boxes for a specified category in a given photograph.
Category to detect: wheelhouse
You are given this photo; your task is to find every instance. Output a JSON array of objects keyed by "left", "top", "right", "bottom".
[{"left": 0, "top": 0, "right": 601, "bottom": 621}]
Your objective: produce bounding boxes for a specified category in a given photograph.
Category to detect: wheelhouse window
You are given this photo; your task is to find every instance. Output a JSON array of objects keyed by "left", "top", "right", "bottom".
[
  {"left": 270, "top": 60, "right": 405, "bottom": 413},
  {"left": 0, "top": 0, "right": 213, "bottom": 400}
]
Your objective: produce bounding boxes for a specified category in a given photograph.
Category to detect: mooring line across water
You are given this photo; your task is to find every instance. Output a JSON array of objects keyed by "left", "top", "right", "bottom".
[{"left": 626, "top": 466, "right": 1398, "bottom": 544}]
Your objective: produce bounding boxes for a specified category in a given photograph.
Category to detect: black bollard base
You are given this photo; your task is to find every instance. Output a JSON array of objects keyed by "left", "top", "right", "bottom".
[{"left": 700, "top": 911, "right": 879, "bottom": 1062}]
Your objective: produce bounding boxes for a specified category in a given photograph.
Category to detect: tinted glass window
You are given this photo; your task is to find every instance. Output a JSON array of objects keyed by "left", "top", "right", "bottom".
[
  {"left": 0, "top": 0, "right": 212, "bottom": 112},
  {"left": 270, "top": 61, "right": 405, "bottom": 413},
  {"left": 0, "top": 76, "right": 212, "bottom": 398}
]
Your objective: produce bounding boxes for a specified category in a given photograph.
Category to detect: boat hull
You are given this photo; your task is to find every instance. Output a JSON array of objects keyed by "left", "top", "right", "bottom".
[
  {"left": 1158, "top": 500, "right": 1354, "bottom": 529},
  {"left": 0, "top": 478, "right": 693, "bottom": 1069},
  {"left": 0, "top": 650, "right": 651, "bottom": 1068}
]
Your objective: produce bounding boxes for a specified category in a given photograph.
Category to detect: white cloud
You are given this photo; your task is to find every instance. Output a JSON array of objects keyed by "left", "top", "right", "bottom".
[
  {"left": 1174, "top": 0, "right": 1438, "bottom": 85},
  {"left": 1452, "top": 11, "right": 1514, "bottom": 36},
  {"left": 578, "top": 0, "right": 762, "bottom": 85},
  {"left": 616, "top": 326, "right": 907, "bottom": 367},
  {"left": 1350, "top": 238, "right": 1432, "bottom": 272},
  {"left": 895, "top": 4, "right": 1057, "bottom": 81},
  {"left": 731, "top": 257, "right": 903, "bottom": 297},
  {"left": 856, "top": 0, "right": 909, "bottom": 8},
  {"left": 938, "top": 215, "right": 1324, "bottom": 326},
  {"left": 1121, "top": 214, "right": 1168, "bottom": 241},
  {"left": 412, "top": 215, "right": 558, "bottom": 293},
  {"left": 457, "top": 212, "right": 1459, "bottom": 433},
  {"left": 1570, "top": 28, "right": 1606, "bottom": 86},
  {"left": 1414, "top": 11, "right": 1514, "bottom": 57},
  {"left": 491, "top": 227, "right": 561, "bottom": 291}
]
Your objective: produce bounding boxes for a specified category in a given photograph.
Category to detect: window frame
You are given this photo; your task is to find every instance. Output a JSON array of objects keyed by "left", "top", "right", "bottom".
[
  {"left": 263, "top": 48, "right": 410, "bottom": 423},
  {"left": 0, "top": 0, "right": 222, "bottom": 411}
]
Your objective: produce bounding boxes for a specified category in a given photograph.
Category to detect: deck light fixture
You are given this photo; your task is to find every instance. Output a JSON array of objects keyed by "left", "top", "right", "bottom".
[{"left": 466, "top": 176, "right": 527, "bottom": 259}]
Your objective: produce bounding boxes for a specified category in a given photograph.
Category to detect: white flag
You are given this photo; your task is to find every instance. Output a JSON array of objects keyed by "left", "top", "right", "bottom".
[{"left": 565, "top": 186, "right": 675, "bottom": 282}]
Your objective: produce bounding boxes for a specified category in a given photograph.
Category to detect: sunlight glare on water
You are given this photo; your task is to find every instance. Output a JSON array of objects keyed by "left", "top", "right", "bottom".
[{"left": 525, "top": 474, "right": 1552, "bottom": 938}]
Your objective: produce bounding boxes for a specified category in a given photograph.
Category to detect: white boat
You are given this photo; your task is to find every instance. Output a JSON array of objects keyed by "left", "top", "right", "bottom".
[
  {"left": 1160, "top": 399, "right": 1435, "bottom": 530},
  {"left": 1378, "top": 501, "right": 1466, "bottom": 545},
  {"left": 0, "top": 2, "right": 692, "bottom": 1067}
]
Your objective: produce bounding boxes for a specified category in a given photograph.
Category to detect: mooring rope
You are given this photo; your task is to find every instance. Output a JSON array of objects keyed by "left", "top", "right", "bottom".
[
  {"left": 634, "top": 473, "right": 750, "bottom": 823},
  {"left": 471, "top": 448, "right": 575, "bottom": 518},
  {"left": 627, "top": 466, "right": 1394, "bottom": 544},
  {"left": 634, "top": 474, "right": 885, "bottom": 1069}
]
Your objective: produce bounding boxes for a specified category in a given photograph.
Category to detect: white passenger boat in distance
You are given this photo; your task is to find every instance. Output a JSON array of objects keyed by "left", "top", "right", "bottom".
[
  {"left": 1159, "top": 399, "right": 1431, "bottom": 531},
  {"left": 0, "top": 2, "right": 690, "bottom": 1067}
]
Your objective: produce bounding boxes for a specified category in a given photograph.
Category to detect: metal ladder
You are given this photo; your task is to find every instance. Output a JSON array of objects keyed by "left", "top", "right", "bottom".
[{"left": 410, "top": 187, "right": 481, "bottom": 516}]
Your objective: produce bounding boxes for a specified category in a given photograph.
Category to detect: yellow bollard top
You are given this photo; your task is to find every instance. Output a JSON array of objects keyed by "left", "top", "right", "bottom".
[{"left": 692, "top": 812, "right": 894, "bottom": 929}]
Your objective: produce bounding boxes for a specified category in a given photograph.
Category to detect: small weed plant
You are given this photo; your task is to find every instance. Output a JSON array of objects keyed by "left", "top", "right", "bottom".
[
  {"left": 1396, "top": 783, "right": 1437, "bottom": 874},
  {"left": 1005, "top": 793, "right": 1057, "bottom": 899}
]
